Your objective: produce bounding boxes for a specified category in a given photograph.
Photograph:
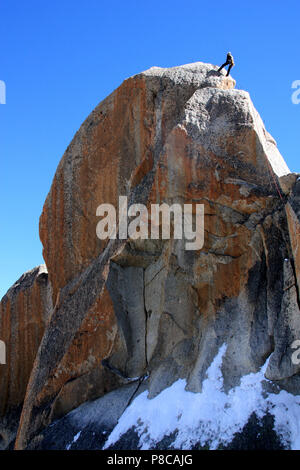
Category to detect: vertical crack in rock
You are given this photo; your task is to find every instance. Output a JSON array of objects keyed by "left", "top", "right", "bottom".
[
  {"left": 143, "top": 268, "right": 149, "bottom": 371},
  {"left": 106, "top": 263, "right": 147, "bottom": 378},
  {"left": 290, "top": 257, "right": 300, "bottom": 311}
]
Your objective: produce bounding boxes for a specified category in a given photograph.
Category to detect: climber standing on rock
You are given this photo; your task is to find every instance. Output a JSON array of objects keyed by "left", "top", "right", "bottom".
[{"left": 218, "top": 52, "right": 235, "bottom": 76}]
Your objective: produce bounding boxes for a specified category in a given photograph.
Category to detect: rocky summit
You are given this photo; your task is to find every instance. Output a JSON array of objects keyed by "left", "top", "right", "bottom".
[{"left": 1, "top": 62, "right": 300, "bottom": 450}]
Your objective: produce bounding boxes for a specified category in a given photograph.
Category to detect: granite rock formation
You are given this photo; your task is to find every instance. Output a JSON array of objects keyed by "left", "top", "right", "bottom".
[
  {"left": 1, "top": 62, "right": 299, "bottom": 450},
  {"left": 0, "top": 265, "right": 52, "bottom": 449}
]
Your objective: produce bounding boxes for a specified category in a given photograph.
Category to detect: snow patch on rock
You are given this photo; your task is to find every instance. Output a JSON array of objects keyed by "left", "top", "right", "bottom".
[{"left": 104, "top": 345, "right": 300, "bottom": 450}]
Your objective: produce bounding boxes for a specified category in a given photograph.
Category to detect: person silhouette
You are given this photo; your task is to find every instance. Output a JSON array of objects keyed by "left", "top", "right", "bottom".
[{"left": 218, "top": 52, "right": 235, "bottom": 76}]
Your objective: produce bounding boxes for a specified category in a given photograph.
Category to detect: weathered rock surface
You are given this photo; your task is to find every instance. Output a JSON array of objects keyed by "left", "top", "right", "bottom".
[
  {"left": 1, "top": 62, "right": 298, "bottom": 450},
  {"left": 285, "top": 178, "right": 300, "bottom": 293},
  {"left": 39, "top": 63, "right": 237, "bottom": 302},
  {"left": 0, "top": 265, "right": 52, "bottom": 449}
]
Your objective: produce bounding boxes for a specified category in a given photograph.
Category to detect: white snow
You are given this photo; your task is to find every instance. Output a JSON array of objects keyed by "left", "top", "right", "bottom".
[
  {"left": 66, "top": 430, "right": 81, "bottom": 450},
  {"left": 103, "top": 345, "right": 300, "bottom": 450}
]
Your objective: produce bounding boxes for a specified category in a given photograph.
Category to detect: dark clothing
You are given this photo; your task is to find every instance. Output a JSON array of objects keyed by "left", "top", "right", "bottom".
[
  {"left": 218, "top": 53, "right": 235, "bottom": 76},
  {"left": 218, "top": 62, "right": 234, "bottom": 76},
  {"left": 226, "top": 53, "right": 234, "bottom": 65}
]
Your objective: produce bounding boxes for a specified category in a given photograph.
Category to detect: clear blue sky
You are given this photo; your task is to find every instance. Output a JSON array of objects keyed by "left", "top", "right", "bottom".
[{"left": 0, "top": 0, "right": 299, "bottom": 299}]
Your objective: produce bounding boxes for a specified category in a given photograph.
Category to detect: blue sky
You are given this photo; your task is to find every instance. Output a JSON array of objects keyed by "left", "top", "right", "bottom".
[{"left": 0, "top": 0, "right": 299, "bottom": 298}]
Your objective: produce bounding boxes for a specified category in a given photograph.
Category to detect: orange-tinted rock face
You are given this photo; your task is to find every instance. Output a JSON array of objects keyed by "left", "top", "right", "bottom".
[
  {"left": 33, "top": 286, "right": 120, "bottom": 416},
  {"left": 39, "top": 77, "right": 154, "bottom": 303},
  {"left": 286, "top": 200, "right": 300, "bottom": 293},
  {"left": 39, "top": 66, "right": 241, "bottom": 304},
  {"left": 15, "top": 62, "right": 296, "bottom": 450},
  {"left": 0, "top": 265, "right": 52, "bottom": 449}
]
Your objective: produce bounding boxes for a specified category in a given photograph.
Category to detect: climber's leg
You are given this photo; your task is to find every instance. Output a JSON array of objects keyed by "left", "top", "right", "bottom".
[
  {"left": 226, "top": 63, "right": 233, "bottom": 76},
  {"left": 218, "top": 62, "right": 228, "bottom": 73}
]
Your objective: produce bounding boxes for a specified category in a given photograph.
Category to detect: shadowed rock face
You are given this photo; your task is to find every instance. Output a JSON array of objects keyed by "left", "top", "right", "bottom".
[
  {"left": 1, "top": 62, "right": 297, "bottom": 450},
  {"left": 0, "top": 265, "right": 52, "bottom": 449}
]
